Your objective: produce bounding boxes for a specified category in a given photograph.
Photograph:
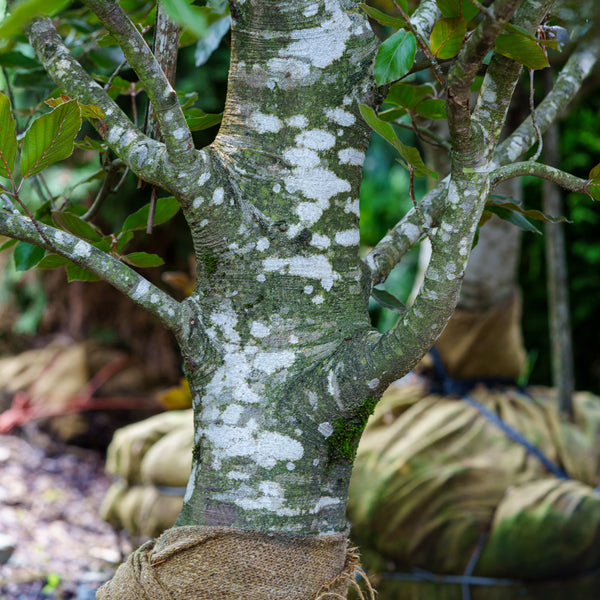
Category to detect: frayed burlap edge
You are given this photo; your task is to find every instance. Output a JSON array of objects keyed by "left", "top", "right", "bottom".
[
  {"left": 97, "top": 525, "right": 373, "bottom": 600},
  {"left": 315, "top": 547, "right": 375, "bottom": 600}
]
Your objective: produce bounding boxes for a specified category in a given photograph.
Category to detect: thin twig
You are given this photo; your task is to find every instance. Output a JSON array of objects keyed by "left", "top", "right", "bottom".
[
  {"left": 408, "top": 166, "right": 435, "bottom": 248},
  {"left": 82, "top": 158, "right": 126, "bottom": 221},
  {"left": 392, "top": 0, "right": 446, "bottom": 89},
  {"left": 529, "top": 68, "right": 543, "bottom": 161},
  {"left": 104, "top": 58, "right": 128, "bottom": 91}
]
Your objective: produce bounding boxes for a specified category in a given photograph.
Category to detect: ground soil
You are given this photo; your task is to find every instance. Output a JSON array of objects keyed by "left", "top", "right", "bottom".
[{"left": 0, "top": 427, "right": 133, "bottom": 600}]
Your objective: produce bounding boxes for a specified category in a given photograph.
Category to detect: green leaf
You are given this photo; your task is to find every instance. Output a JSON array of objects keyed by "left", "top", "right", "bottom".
[
  {"left": 483, "top": 204, "right": 542, "bottom": 234},
  {"left": 184, "top": 108, "right": 223, "bottom": 131},
  {"left": 416, "top": 98, "right": 447, "bottom": 119},
  {"left": 36, "top": 254, "right": 70, "bottom": 269},
  {"left": 359, "top": 104, "right": 437, "bottom": 178},
  {"left": 371, "top": 287, "right": 407, "bottom": 314},
  {"left": 589, "top": 162, "right": 600, "bottom": 180},
  {"left": 66, "top": 263, "right": 100, "bottom": 282},
  {"left": 430, "top": 16, "right": 466, "bottom": 59},
  {"left": 0, "top": 92, "right": 17, "bottom": 178},
  {"left": 386, "top": 83, "right": 433, "bottom": 110},
  {"left": 377, "top": 107, "right": 408, "bottom": 122},
  {"left": 436, "top": 0, "right": 460, "bottom": 17},
  {"left": 74, "top": 136, "right": 109, "bottom": 152},
  {"left": 436, "top": 0, "right": 478, "bottom": 20},
  {"left": 46, "top": 95, "right": 104, "bottom": 120},
  {"left": 0, "top": 0, "right": 71, "bottom": 40},
  {"left": 487, "top": 197, "right": 570, "bottom": 224},
  {"left": 0, "top": 51, "right": 41, "bottom": 70},
  {"left": 0, "top": 238, "right": 17, "bottom": 252},
  {"left": 586, "top": 182, "right": 600, "bottom": 202},
  {"left": 358, "top": 3, "right": 407, "bottom": 29},
  {"left": 495, "top": 30, "right": 549, "bottom": 70},
  {"left": 122, "top": 252, "right": 165, "bottom": 268},
  {"left": 116, "top": 231, "right": 134, "bottom": 253},
  {"left": 161, "top": 0, "right": 209, "bottom": 37},
  {"left": 121, "top": 196, "right": 180, "bottom": 232},
  {"left": 51, "top": 211, "right": 103, "bottom": 242},
  {"left": 20, "top": 100, "right": 81, "bottom": 178},
  {"left": 14, "top": 241, "right": 45, "bottom": 271},
  {"left": 374, "top": 29, "right": 417, "bottom": 86}
]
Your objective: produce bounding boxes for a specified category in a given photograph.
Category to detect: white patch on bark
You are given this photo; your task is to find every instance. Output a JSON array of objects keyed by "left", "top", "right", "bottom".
[
  {"left": 286, "top": 168, "right": 350, "bottom": 202},
  {"left": 295, "top": 129, "right": 335, "bottom": 150},
  {"left": 286, "top": 115, "right": 309, "bottom": 128},
  {"left": 256, "top": 273, "right": 266, "bottom": 282},
  {"left": 211, "top": 309, "right": 240, "bottom": 343},
  {"left": 267, "top": 57, "right": 310, "bottom": 79},
  {"left": 310, "top": 496, "right": 341, "bottom": 514},
  {"left": 253, "top": 350, "right": 296, "bottom": 374},
  {"left": 327, "top": 370, "right": 342, "bottom": 408},
  {"left": 284, "top": 147, "right": 320, "bottom": 168},
  {"left": 445, "top": 263, "right": 457, "bottom": 280},
  {"left": 107, "top": 126, "right": 125, "bottom": 146},
  {"left": 193, "top": 197, "right": 204, "bottom": 208},
  {"left": 289, "top": 334, "right": 299, "bottom": 344},
  {"left": 308, "top": 391, "right": 318, "bottom": 408},
  {"left": 250, "top": 321, "right": 271, "bottom": 338},
  {"left": 304, "top": 285, "right": 314, "bottom": 294},
  {"left": 310, "top": 234, "right": 331, "bottom": 249},
  {"left": 344, "top": 198, "right": 360, "bottom": 217},
  {"left": 132, "top": 279, "right": 150, "bottom": 300},
  {"left": 204, "top": 419, "right": 304, "bottom": 469},
  {"left": 286, "top": 462, "right": 296, "bottom": 471},
  {"left": 334, "top": 229, "right": 360, "bottom": 246},
  {"left": 303, "top": 2, "right": 319, "bottom": 17},
  {"left": 318, "top": 422, "right": 334, "bottom": 438},
  {"left": 198, "top": 172, "right": 210, "bottom": 186},
  {"left": 262, "top": 256, "right": 334, "bottom": 290},
  {"left": 281, "top": 1, "right": 353, "bottom": 68},
  {"left": 221, "top": 403, "right": 243, "bottom": 425},
  {"left": 249, "top": 110, "right": 283, "bottom": 133},
  {"left": 338, "top": 148, "right": 365, "bottom": 165},
  {"left": 368, "top": 378, "right": 380, "bottom": 389},
  {"left": 256, "top": 237, "right": 270, "bottom": 251},
  {"left": 227, "top": 471, "right": 250, "bottom": 481},
  {"left": 312, "top": 295, "right": 324, "bottom": 305},
  {"left": 212, "top": 187, "right": 225, "bottom": 205},
  {"left": 447, "top": 180, "right": 460, "bottom": 205},
  {"left": 324, "top": 107, "right": 355, "bottom": 127},
  {"left": 272, "top": 183, "right": 281, "bottom": 193},
  {"left": 73, "top": 240, "right": 91, "bottom": 258}
]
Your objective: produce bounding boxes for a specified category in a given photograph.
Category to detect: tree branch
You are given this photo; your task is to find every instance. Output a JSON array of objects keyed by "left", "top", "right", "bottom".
[
  {"left": 495, "top": 37, "right": 600, "bottom": 164},
  {"left": 447, "top": 0, "right": 523, "bottom": 156},
  {"left": 473, "top": 0, "right": 554, "bottom": 159},
  {"left": 83, "top": 0, "right": 194, "bottom": 165},
  {"left": 0, "top": 208, "right": 182, "bottom": 331},
  {"left": 490, "top": 161, "right": 587, "bottom": 192},
  {"left": 26, "top": 18, "right": 174, "bottom": 189},
  {"left": 364, "top": 182, "right": 447, "bottom": 286}
]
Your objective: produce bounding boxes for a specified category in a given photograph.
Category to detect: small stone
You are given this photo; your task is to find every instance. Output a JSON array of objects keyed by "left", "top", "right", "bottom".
[{"left": 0, "top": 533, "right": 16, "bottom": 564}]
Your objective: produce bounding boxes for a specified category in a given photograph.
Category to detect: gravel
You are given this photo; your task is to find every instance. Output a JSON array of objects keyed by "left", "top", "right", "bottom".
[{"left": 0, "top": 429, "right": 132, "bottom": 600}]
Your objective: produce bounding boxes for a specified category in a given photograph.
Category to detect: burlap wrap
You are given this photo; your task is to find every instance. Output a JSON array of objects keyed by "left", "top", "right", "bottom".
[
  {"left": 96, "top": 525, "right": 361, "bottom": 600},
  {"left": 434, "top": 290, "right": 527, "bottom": 380}
]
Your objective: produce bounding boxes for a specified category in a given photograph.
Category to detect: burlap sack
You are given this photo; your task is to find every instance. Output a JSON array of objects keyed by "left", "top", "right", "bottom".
[
  {"left": 140, "top": 420, "right": 194, "bottom": 487},
  {"left": 348, "top": 384, "right": 600, "bottom": 579},
  {"left": 96, "top": 525, "right": 362, "bottom": 600},
  {"left": 106, "top": 410, "right": 192, "bottom": 484},
  {"left": 434, "top": 291, "right": 527, "bottom": 380},
  {"left": 100, "top": 482, "right": 183, "bottom": 538}
]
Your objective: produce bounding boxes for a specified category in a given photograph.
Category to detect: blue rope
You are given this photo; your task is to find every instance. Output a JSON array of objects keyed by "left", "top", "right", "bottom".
[{"left": 428, "top": 347, "right": 570, "bottom": 480}]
